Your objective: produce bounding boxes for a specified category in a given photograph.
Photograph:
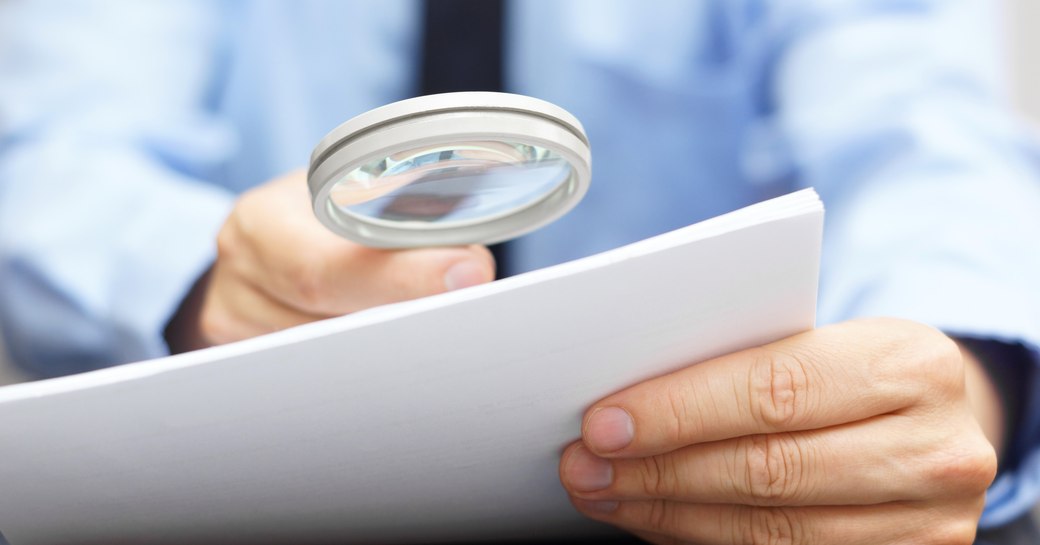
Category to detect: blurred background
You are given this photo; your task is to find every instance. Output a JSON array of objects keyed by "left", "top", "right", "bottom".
[{"left": 0, "top": 0, "right": 1037, "bottom": 387}]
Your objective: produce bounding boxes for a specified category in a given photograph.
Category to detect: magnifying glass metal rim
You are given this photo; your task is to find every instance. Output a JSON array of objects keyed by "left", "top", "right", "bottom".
[{"left": 307, "top": 92, "right": 592, "bottom": 248}]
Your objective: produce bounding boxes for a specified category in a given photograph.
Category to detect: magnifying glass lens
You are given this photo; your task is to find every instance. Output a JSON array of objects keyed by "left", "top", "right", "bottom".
[
  {"left": 330, "top": 141, "right": 571, "bottom": 225},
  {"left": 309, "top": 93, "right": 590, "bottom": 247}
]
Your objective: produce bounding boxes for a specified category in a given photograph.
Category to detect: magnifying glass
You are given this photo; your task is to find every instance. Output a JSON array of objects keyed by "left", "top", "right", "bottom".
[{"left": 307, "top": 92, "right": 591, "bottom": 248}]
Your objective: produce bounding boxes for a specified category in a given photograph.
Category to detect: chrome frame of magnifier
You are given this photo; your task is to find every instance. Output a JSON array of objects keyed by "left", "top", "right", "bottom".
[{"left": 308, "top": 92, "right": 592, "bottom": 248}]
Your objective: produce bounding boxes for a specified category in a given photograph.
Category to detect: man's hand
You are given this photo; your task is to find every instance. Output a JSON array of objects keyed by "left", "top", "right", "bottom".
[
  {"left": 168, "top": 170, "right": 495, "bottom": 350},
  {"left": 559, "top": 318, "right": 999, "bottom": 545}
]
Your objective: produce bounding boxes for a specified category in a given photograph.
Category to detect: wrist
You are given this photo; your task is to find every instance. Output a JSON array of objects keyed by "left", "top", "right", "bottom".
[
  {"left": 163, "top": 266, "right": 213, "bottom": 354},
  {"left": 959, "top": 341, "right": 1006, "bottom": 458},
  {"left": 955, "top": 337, "right": 1032, "bottom": 463}
]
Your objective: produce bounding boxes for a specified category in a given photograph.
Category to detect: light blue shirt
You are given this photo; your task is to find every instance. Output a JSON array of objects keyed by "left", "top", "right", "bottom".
[{"left": 2, "top": 0, "right": 1040, "bottom": 528}]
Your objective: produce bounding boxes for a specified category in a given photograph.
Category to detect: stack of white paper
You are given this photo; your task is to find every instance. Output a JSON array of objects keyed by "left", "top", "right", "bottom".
[{"left": 0, "top": 189, "right": 823, "bottom": 545}]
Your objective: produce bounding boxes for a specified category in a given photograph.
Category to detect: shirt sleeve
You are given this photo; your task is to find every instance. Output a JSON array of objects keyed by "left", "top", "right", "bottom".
[
  {"left": 760, "top": 0, "right": 1040, "bottom": 526},
  {"left": 0, "top": 0, "right": 236, "bottom": 376}
]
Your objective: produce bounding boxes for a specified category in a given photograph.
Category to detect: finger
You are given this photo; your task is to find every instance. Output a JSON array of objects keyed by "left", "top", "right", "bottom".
[
  {"left": 562, "top": 410, "right": 993, "bottom": 506},
  {"left": 308, "top": 244, "right": 496, "bottom": 314},
  {"left": 580, "top": 319, "right": 962, "bottom": 457},
  {"left": 224, "top": 177, "right": 496, "bottom": 315},
  {"left": 570, "top": 499, "right": 983, "bottom": 545},
  {"left": 200, "top": 263, "right": 330, "bottom": 345}
]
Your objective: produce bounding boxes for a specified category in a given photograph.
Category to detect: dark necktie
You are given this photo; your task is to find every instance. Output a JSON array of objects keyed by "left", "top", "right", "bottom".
[{"left": 419, "top": 0, "right": 511, "bottom": 278}]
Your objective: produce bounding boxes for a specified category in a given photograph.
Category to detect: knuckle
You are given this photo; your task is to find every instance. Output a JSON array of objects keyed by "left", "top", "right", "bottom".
[
  {"left": 285, "top": 258, "right": 326, "bottom": 310},
  {"left": 969, "top": 442, "right": 999, "bottom": 490},
  {"left": 215, "top": 219, "right": 240, "bottom": 261},
  {"left": 228, "top": 189, "right": 262, "bottom": 235},
  {"left": 920, "top": 331, "right": 964, "bottom": 390},
  {"left": 933, "top": 332, "right": 964, "bottom": 365},
  {"left": 639, "top": 455, "right": 676, "bottom": 498},
  {"left": 741, "top": 434, "right": 810, "bottom": 505},
  {"left": 748, "top": 351, "right": 812, "bottom": 429},
  {"left": 741, "top": 507, "right": 803, "bottom": 545},
  {"left": 875, "top": 320, "right": 963, "bottom": 391},
  {"left": 198, "top": 304, "right": 239, "bottom": 346},
  {"left": 645, "top": 499, "right": 679, "bottom": 535},
  {"left": 946, "top": 520, "right": 981, "bottom": 545},
  {"left": 918, "top": 517, "right": 978, "bottom": 545},
  {"left": 920, "top": 438, "right": 998, "bottom": 495},
  {"left": 664, "top": 381, "right": 698, "bottom": 445}
]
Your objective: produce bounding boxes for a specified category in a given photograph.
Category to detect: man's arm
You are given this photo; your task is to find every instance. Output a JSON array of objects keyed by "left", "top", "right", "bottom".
[{"left": 0, "top": 0, "right": 235, "bottom": 374}]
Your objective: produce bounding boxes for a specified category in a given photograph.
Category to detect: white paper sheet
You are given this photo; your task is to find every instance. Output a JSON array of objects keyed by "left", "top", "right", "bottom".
[{"left": 0, "top": 190, "right": 823, "bottom": 545}]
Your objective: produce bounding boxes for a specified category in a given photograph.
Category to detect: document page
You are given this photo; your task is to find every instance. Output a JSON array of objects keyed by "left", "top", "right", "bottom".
[{"left": 0, "top": 190, "right": 823, "bottom": 545}]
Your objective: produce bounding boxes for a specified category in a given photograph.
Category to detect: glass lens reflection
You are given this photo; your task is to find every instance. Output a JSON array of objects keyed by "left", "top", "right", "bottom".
[{"left": 331, "top": 141, "right": 571, "bottom": 225}]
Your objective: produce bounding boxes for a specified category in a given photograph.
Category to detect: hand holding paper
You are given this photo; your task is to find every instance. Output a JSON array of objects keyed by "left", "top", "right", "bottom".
[{"left": 561, "top": 319, "right": 998, "bottom": 544}]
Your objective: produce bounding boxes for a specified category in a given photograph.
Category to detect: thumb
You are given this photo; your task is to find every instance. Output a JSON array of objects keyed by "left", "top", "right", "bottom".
[
  {"left": 308, "top": 244, "right": 497, "bottom": 315},
  {"left": 443, "top": 246, "right": 498, "bottom": 291}
]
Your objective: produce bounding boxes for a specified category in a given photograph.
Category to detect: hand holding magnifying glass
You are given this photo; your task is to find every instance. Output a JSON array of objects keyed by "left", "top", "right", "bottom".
[{"left": 168, "top": 93, "right": 588, "bottom": 350}]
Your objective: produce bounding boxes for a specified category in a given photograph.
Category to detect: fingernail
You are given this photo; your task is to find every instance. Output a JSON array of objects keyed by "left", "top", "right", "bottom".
[
  {"left": 572, "top": 498, "right": 620, "bottom": 514},
  {"left": 564, "top": 446, "right": 614, "bottom": 492},
  {"left": 444, "top": 260, "right": 488, "bottom": 291},
  {"left": 585, "top": 407, "right": 635, "bottom": 453}
]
